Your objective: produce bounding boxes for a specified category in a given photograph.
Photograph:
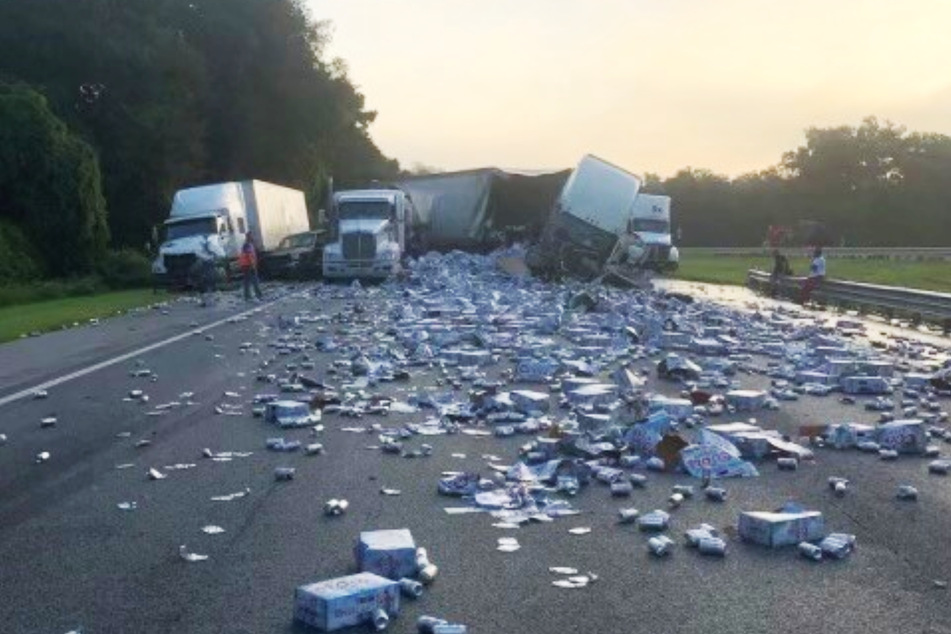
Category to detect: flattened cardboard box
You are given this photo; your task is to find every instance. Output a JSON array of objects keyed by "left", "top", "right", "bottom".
[{"left": 294, "top": 572, "right": 399, "bottom": 632}]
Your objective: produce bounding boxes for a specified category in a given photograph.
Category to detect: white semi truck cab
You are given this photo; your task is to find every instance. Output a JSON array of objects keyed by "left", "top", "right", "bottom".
[
  {"left": 322, "top": 189, "right": 414, "bottom": 280},
  {"left": 627, "top": 194, "right": 679, "bottom": 271}
]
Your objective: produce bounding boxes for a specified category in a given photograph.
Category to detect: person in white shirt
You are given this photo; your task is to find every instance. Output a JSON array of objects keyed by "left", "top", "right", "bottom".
[{"left": 801, "top": 246, "right": 826, "bottom": 304}]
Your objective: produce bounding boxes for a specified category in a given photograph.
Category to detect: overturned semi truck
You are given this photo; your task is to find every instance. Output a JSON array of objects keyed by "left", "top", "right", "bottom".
[{"left": 527, "top": 155, "right": 678, "bottom": 279}]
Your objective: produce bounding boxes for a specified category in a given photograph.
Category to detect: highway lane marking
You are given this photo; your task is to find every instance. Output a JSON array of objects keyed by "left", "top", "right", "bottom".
[{"left": 0, "top": 293, "right": 303, "bottom": 408}]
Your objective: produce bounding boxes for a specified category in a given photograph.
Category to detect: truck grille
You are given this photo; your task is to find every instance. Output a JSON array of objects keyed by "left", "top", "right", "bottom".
[
  {"left": 164, "top": 253, "right": 197, "bottom": 278},
  {"left": 645, "top": 244, "right": 671, "bottom": 262},
  {"left": 342, "top": 232, "right": 376, "bottom": 260}
]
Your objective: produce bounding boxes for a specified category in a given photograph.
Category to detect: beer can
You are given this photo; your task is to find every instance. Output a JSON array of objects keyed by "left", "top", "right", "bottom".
[
  {"left": 399, "top": 578, "right": 424, "bottom": 599},
  {"left": 777, "top": 457, "right": 798, "bottom": 470},
  {"left": 648, "top": 535, "right": 674, "bottom": 557},
  {"left": 371, "top": 607, "right": 389, "bottom": 631},
  {"left": 417, "top": 616, "right": 449, "bottom": 634},
  {"left": 697, "top": 536, "right": 727, "bottom": 557},
  {"left": 705, "top": 487, "right": 727, "bottom": 502},
  {"left": 617, "top": 508, "right": 640, "bottom": 524},
  {"left": 418, "top": 563, "right": 439, "bottom": 585},
  {"left": 274, "top": 467, "right": 295, "bottom": 481},
  {"left": 798, "top": 542, "right": 823, "bottom": 561},
  {"left": 896, "top": 485, "right": 918, "bottom": 500}
]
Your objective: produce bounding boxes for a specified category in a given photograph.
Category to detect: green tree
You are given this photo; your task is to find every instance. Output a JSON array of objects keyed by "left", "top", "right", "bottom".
[{"left": 0, "top": 84, "right": 109, "bottom": 275}]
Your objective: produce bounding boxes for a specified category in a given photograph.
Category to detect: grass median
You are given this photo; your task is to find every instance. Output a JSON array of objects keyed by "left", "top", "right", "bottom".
[
  {"left": 0, "top": 289, "right": 164, "bottom": 344},
  {"left": 674, "top": 251, "right": 951, "bottom": 293}
]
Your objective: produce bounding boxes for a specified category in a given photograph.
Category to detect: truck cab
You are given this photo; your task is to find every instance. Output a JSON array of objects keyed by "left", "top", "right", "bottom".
[
  {"left": 151, "top": 184, "right": 248, "bottom": 287},
  {"left": 322, "top": 190, "right": 414, "bottom": 280},
  {"left": 151, "top": 181, "right": 310, "bottom": 288},
  {"left": 626, "top": 194, "right": 679, "bottom": 272}
]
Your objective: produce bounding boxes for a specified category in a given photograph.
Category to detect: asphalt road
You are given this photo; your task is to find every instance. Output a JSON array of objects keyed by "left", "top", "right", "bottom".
[{"left": 1, "top": 279, "right": 950, "bottom": 634}]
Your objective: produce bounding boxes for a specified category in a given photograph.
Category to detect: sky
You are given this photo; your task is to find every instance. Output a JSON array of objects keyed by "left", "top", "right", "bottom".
[{"left": 308, "top": 0, "right": 951, "bottom": 178}]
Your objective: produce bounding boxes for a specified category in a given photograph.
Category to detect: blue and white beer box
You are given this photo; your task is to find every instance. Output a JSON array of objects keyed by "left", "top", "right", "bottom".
[
  {"left": 294, "top": 572, "right": 399, "bottom": 632},
  {"left": 648, "top": 396, "right": 694, "bottom": 421},
  {"left": 840, "top": 375, "right": 890, "bottom": 395},
  {"left": 566, "top": 384, "right": 617, "bottom": 407},
  {"left": 355, "top": 529, "right": 418, "bottom": 580},
  {"left": 738, "top": 510, "right": 825, "bottom": 548},
  {"left": 442, "top": 349, "right": 492, "bottom": 366},
  {"left": 510, "top": 390, "right": 551, "bottom": 414},
  {"left": 725, "top": 390, "right": 767, "bottom": 411},
  {"left": 690, "top": 337, "right": 727, "bottom": 356},
  {"left": 795, "top": 370, "right": 836, "bottom": 386},
  {"left": 858, "top": 360, "right": 894, "bottom": 378},
  {"left": 877, "top": 419, "right": 927, "bottom": 454},
  {"left": 659, "top": 331, "right": 691, "bottom": 350},
  {"left": 576, "top": 410, "right": 612, "bottom": 431},
  {"left": 903, "top": 373, "right": 933, "bottom": 389},
  {"left": 515, "top": 358, "right": 559, "bottom": 382}
]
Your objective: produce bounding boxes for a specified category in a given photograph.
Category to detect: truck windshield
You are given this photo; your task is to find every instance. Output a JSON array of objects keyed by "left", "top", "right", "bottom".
[
  {"left": 631, "top": 218, "right": 669, "bottom": 233},
  {"left": 166, "top": 217, "right": 218, "bottom": 240},
  {"left": 337, "top": 201, "right": 393, "bottom": 220},
  {"left": 278, "top": 233, "right": 316, "bottom": 249}
]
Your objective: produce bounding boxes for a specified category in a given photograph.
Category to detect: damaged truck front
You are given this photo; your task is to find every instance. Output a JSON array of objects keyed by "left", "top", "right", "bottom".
[{"left": 527, "top": 155, "right": 644, "bottom": 280}]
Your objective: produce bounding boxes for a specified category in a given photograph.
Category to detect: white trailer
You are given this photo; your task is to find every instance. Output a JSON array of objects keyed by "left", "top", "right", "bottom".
[{"left": 152, "top": 180, "right": 309, "bottom": 287}]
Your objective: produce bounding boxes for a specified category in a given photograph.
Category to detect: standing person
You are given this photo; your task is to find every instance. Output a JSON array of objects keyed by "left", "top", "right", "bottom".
[
  {"left": 239, "top": 232, "right": 263, "bottom": 301},
  {"left": 800, "top": 246, "right": 826, "bottom": 305},
  {"left": 769, "top": 249, "right": 793, "bottom": 297}
]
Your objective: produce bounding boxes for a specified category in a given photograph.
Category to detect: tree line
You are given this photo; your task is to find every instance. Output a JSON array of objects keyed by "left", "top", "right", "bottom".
[
  {"left": 0, "top": 0, "right": 397, "bottom": 280},
  {"left": 642, "top": 117, "right": 951, "bottom": 248},
  {"left": 2, "top": 1, "right": 949, "bottom": 283}
]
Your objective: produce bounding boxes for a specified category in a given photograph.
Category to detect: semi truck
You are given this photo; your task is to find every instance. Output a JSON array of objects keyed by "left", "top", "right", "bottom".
[
  {"left": 151, "top": 180, "right": 310, "bottom": 288},
  {"left": 627, "top": 194, "right": 679, "bottom": 272},
  {"left": 527, "top": 155, "right": 643, "bottom": 278},
  {"left": 321, "top": 189, "right": 417, "bottom": 280}
]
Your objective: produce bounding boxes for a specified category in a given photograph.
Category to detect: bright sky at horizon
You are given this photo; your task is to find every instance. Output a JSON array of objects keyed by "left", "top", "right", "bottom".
[{"left": 309, "top": 0, "right": 951, "bottom": 178}]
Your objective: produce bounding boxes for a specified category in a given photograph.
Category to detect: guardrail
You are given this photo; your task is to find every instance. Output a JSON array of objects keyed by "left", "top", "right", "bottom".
[
  {"left": 747, "top": 269, "right": 951, "bottom": 332},
  {"left": 687, "top": 247, "right": 951, "bottom": 260}
]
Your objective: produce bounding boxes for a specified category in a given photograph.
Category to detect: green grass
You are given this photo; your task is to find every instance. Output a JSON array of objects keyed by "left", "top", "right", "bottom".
[
  {"left": 0, "top": 289, "right": 164, "bottom": 343},
  {"left": 675, "top": 251, "right": 951, "bottom": 293}
]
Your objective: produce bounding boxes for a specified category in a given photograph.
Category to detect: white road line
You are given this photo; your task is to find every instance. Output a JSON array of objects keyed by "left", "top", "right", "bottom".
[{"left": 0, "top": 294, "right": 298, "bottom": 408}]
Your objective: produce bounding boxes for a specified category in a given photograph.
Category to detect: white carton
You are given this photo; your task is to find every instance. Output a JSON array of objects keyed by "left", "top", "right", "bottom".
[
  {"left": 294, "top": 572, "right": 399, "bottom": 632},
  {"left": 840, "top": 375, "right": 890, "bottom": 395},
  {"left": 510, "top": 390, "right": 551, "bottom": 414},
  {"left": 725, "top": 390, "right": 767, "bottom": 411},
  {"left": 566, "top": 384, "right": 617, "bottom": 407},
  {"left": 355, "top": 529, "right": 418, "bottom": 580},
  {"left": 738, "top": 511, "right": 825, "bottom": 547}
]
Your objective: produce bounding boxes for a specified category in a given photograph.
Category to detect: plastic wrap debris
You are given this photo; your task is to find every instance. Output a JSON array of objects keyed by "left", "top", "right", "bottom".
[
  {"left": 681, "top": 430, "right": 759, "bottom": 479},
  {"left": 624, "top": 411, "right": 672, "bottom": 455},
  {"left": 356, "top": 529, "right": 418, "bottom": 580},
  {"left": 211, "top": 488, "right": 251, "bottom": 502},
  {"left": 179, "top": 545, "right": 209, "bottom": 562},
  {"left": 438, "top": 473, "right": 481, "bottom": 496},
  {"left": 294, "top": 572, "right": 399, "bottom": 632},
  {"left": 738, "top": 506, "right": 825, "bottom": 547},
  {"left": 497, "top": 537, "right": 521, "bottom": 552}
]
